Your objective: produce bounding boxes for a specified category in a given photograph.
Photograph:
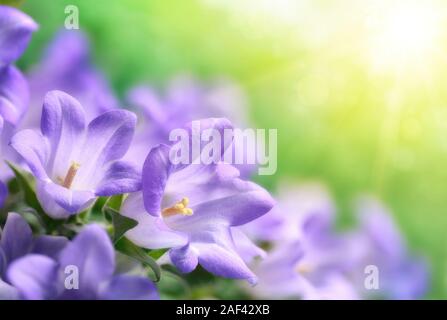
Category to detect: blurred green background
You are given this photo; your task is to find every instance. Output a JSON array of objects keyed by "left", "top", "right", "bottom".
[{"left": 6, "top": 0, "right": 447, "bottom": 298}]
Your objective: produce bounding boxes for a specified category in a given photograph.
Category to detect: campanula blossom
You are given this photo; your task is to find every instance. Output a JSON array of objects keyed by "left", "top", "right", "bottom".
[
  {"left": 347, "top": 198, "right": 429, "bottom": 299},
  {"left": 10, "top": 90, "right": 140, "bottom": 218},
  {"left": 0, "top": 6, "right": 37, "bottom": 205},
  {"left": 7, "top": 224, "right": 158, "bottom": 300},
  {"left": 0, "top": 212, "right": 67, "bottom": 299},
  {"left": 21, "top": 30, "right": 117, "bottom": 129},
  {"left": 124, "top": 76, "right": 254, "bottom": 176},
  {"left": 121, "top": 118, "right": 275, "bottom": 284}
]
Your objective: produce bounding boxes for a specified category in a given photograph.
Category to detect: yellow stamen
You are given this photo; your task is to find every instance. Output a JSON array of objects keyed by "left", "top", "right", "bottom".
[
  {"left": 295, "top": 262, "right": 313, "bottom": 275},
  {"left": 62, "top": 162, "right": 80, "bottom": 189},
  {"left": 162, "top": 197, "right": 193, "bottom": 218}
]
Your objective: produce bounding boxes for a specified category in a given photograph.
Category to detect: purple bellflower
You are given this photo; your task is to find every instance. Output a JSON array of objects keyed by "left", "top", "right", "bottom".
[
  {"left": 121, "top": 118, "right": 275, "bottom": 284},
  {"left": 6, "top": 224, "right": 158, "bottom": 300},
  {"left": 21, "top": 30, "right": 117, "bottom": 129},
  {"left": 10, "top": 90, "right": 140, "bottom": 218},
  {"left": 346, "top": 198, "right": 429, "bottom": 299},
  {"left": 0, "top": 5, "right": 37, "bottom": 204},
  {"left": 247, "top": 184, "right": 359, "bottom": 299},
  {"left": 0, "top": 212, "right": 68, "bottom": 299}
]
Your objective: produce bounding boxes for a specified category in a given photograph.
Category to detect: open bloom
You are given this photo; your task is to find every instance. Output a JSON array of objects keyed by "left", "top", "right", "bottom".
[
  {"left": 21, "top": 30, "right": 117, "bottom": 129},
  {"left": 346, "top": 198, "right": 429, "bottom": 299},
  {"left": 10, "top": 90, "right": 140, "bottom": 218},
  {"left": 121, "top": 118, "right": 275, "bottom": 284},
  {"left": 7, "top": 224, "right": 158, "bottom": 300},
  {"left": 124, "top": 76, "right": 254, "bottom": 176},
  {"left": 249, "top": 195, "right": 359, "bottom": 300},
  {"left": 0, "top": 5, "right": 37, "bottom": 205},
  {"left": 0, "top": 212, "right": 67, "bottom": 299}
]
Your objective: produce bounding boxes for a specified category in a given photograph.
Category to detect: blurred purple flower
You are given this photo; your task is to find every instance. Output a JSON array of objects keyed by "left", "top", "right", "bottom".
[
  {"left": 7, "top": 224, "right": 158, "bottom": 300},
  {"left": 10, "top": 90, "right": 140, "bottom": 218},
  {"left": 347, "top": 198, "right": 429, "bottom": 299},
  {"left": 0, "top": 212, "right": 67, "bottom": 299},
  {"left": 121, "top": 118, "right": 275, "bottom": 284},
  {"left": 124, "top": 76, "right": 254, "bottom": 176},
  {"left": 21, "top": 30, "right": 117, "bottom": 129}
]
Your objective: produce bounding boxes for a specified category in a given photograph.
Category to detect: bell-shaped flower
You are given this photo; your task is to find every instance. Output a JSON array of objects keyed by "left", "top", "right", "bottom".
[
  {"left": 0, "top": 5, "right": 37, "bottom": 66},
  {"left": 121, "top": 118, "right": 275, "bottom": 284},
  {"left": 7, "top": 224, "right": 158, "bottom": 300},
  {"left": 10, "top": 90, "right": 140, "bottom": 218}
]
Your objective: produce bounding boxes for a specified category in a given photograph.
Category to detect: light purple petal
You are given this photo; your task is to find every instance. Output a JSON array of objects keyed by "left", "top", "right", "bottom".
[
  {"left": 7, "top": 254, "right": 58, "bottom": 300},
  {"left": 231, "top": 228, "right": 266, "bottom": 263},
  {"left": 0, "top": 278, "right": 18, "bottom": 300},
  {"left": 10, "top": 129, "right": 49, "bottom": 180},
  {"left": 122, "top": 192, "right": 188, "bottom": 249},
  {"left": 0, "top": 212, "right": 32, "bottom": 263},
  {"left": 0, "top": 5, "right": 37, "bottom": 65},
  {"left": 32, "top": 235, "right": 68, "bottom": 259},
  {"left": 193, "top": 242, "right": 258, "bottom": 285},
  {"left": 169, "top": 245, "right": 198, "bottom": 273},
  {"left": 59, "top": 224, "right": 115, "bottom": 296},
  {"left": 99, "top": 275, "right": 159, "bottom": 300},
  {"left": 40, "top": 90, "right": 86, "bottom": 179},
  {"left": 74, "top": 109, "right": 136, "bottom": 187},
  {"left": 95, "top": 160, "right": 141, "bottom": 196},
  {"left": 40, "top": 181, "right": 95, "bottom": 215},
  {"left": 142, "top": 144, "right": 171, "bottom": 216},
  {"left": 0, "top": 180, "right": 7, "bottom": 208},
  {"left": 0, "top": 65, "right": 28, "bottom": 125}
]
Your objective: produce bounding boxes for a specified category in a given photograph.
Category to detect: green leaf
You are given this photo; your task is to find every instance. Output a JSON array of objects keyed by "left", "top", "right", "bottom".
[
  {"left": 104, "top": 207, "right": 138, "bottom": 243},
  {"left": 115, "top": 237, "right": 161, "bottom": 282}
]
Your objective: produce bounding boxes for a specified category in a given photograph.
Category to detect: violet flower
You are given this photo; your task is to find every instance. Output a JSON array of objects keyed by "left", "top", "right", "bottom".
[
  {"left": 10, "top": 90, "right": 140, "bottom": 219},
  {"left": 124, "top": 76, "right": 253, "bottom": 174},
  {"left": 347, "top": 198, "right": 429, "bottom": 299},
  {"left": 0, "top": 212, "right": 68, "bottom": 299},
  {"left": 7, "top": 224, "right": 158, "bottom": 300},
  {"left": 121, "top": 118, "right": 275, "bottom": 284},
  {"left": 21, "top": 30, "right": 117, "bottom": 129},
  {"left": 247, "top": 184, "right": 359, "bottom": 299},
  {"left": 0, "top": 5, "right": 37, "bottom": 205}
]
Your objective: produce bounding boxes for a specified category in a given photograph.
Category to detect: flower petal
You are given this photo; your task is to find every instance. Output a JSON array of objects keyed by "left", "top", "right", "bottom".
[
  {"left": 39, "top": 181, "right": 95, "bottom": 217},
  {"left": 0, "top": 65, "right": 28, "bottom": 125},
  {"left": 121, "top": 192, "right": 188, "bottom": 249},
  {"left": 142, "top": 144, "right": 171, "bottom": 216},
  {"left": 169, "top": 245, "right": 198, "bottom": 273},
  {"left": 0, "top": 212, "right": 32, "bottom": 264},
  {"left": 0, "top": 278, "right": 18, "bottom": 300},
  {"left": 0, "top": 5, "right": 37, "bottom": 65},
  {"left": 7, "top": 254, "right": 58, "bottom": 300},
  {"left": 10, "top": 129, "right": 49, "bottom": 180},
  {"left": 94, "top": 160, "right": 141, "bottom": 196},
  {"left": 40, "top": 90, "right": 86, "bottom": 179},
  {"left": 193, "top": 241, "right": 258, "bottom": 285},
  {"left": 99, "top": 275, "right": 159, "bottom": 300},
  {"left": 58, "top": 224, "right": 115, "bottom": 297},
  {"left": 74, "top": 109, "right": 136, "bottom": 188},
  {"left": 32, "top": 235, "right": 68, "bottom": 259}
]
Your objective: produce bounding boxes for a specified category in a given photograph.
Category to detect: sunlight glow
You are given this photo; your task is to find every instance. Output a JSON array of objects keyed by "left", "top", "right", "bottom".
[{"left": 367, "top": 1, "right": 445, "bottom": 73}]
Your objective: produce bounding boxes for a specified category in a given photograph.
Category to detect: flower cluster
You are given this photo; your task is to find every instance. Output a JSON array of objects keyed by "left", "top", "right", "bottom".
[{"left": 0, "top": 5, "right": 429, "bottom": 300}]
